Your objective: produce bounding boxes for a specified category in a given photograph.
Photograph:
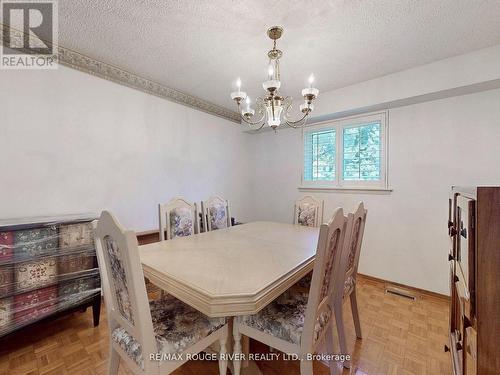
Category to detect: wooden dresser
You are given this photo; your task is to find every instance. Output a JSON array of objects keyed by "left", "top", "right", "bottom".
[
  {"left": 0, "top": 214, "right": 101, "bottom": 339},
  {"left": 447, "top": 187, "right": 500, "bottom": 375}
]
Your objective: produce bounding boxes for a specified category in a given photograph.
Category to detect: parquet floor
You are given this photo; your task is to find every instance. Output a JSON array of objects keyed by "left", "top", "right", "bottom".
[{"left": 0, "top": 276, "right": 451, "bottom": 375}]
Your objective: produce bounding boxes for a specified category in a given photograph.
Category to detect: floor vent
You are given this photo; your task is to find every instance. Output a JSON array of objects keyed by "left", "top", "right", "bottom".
[{"left": 385, "top": 285, "right": 417, "bottom": 301}]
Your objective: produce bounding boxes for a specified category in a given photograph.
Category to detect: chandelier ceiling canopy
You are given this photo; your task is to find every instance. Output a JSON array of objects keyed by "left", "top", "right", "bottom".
[{"left": 230, "top": 26, "right": 319, "bottom": 131}]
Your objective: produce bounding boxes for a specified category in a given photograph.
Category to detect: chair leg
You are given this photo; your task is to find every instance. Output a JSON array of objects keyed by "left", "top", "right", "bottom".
[
  {"left": 232, "top": 322, "right": 242, "bottom": 375},
  {"left": 299, "top": 359, "right": 313, "bottom": 375},
  {"left": 350, "top": 288, "right": 363, "bottom": 339},
  {"left": 219, "top": 333, "right": 228, "bottom": 375},
  {"left": 334, "top": 302, "right": 350, "bottom": 369},
  {"left": 325, "top": 327, "right": 341, "bottom": 375},
  {"left": 108, "top": 347, "right": 120, "bottom": 375}
]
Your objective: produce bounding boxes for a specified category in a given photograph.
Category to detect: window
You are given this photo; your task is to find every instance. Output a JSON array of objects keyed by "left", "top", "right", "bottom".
[
  {"left": 302, "top": 112, "right": 387, "bottom": 189},
  {"left": 343, "top": 122, "right": 381, "bottom": 181},
  {"left": 303, "top": 128, "right": 336, "bottom": 181}
]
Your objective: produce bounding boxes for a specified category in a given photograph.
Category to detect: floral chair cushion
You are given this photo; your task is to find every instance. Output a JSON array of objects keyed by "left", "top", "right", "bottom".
[
  {"left": 169, "top": 207, "right": 194, "bottom": 238},
  {"left": 209, "top": 204, "right": 228, "bottom": 230},
  {"left": 241, "top": 293, "right": 331, "bottom": 346},
  {"left": 297, "top": 205, "right": 317, "bottom": 227},
  {"left": 112, "top": 294, "right": 226, "bottom": 369},
  {"left": 296, "top": 272, "right": 312, "bottom": 290},
  {"left": 104, "top": 236, "right": 134, "bottom": 324},
  {"left": 294, "top": 273, "right": 356, "bottom": 299}
]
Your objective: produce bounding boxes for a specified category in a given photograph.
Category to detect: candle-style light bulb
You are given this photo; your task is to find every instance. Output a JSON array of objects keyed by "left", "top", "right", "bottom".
[
  {"left": 245, "top": 96, "right": 251, "bottom": 110},
  {"left": 308, "top": 74, "right": 314, "bottom": 88},
  {"left": 231, "top": 77, "right": 247, "bottom": 102},
  {"left": 268, "top": 64, "right": 274, "bottom": 80}
]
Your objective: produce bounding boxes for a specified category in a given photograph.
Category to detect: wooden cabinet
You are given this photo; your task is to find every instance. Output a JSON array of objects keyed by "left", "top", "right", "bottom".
[{"left": 448, "top": 187, "right": 500, "bottom": 375}]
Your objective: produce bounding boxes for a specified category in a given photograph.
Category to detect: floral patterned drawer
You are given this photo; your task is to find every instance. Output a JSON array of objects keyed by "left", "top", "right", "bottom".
[
  {"left": 13, "top": 286, "right": 57, "bottom": 326},
  {"left": 15, "top": 257, "right": 58, "bottom": 291},
  {"left": 59, "top": 223, "right": 94, "bottom": 251},
  {"left": 0, "top": 297, "right": 12, "bottom": 332},
  {"left": 13, "top": 227, "right": 58, "bottom": 260},
  {"left": 58, "top": 277, "right": 99, "bottom": 308},
  {"left": 0, "top": 232, "right": 13, "bottom": 263},
  {"left": 0, "top": 266, "right": 14, "bottom": 298},
  {"left": 57, "top": 253, "right": 95, "bottom": 277}
]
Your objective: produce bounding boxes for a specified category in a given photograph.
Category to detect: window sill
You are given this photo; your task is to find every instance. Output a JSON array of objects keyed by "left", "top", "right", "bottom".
[{"left": 298, "top": 185, "right": 393, "bottom": 193}]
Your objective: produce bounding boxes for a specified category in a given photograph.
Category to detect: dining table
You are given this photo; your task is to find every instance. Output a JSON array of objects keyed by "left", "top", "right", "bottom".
[{"left": 139, "top": 221, "right": 320, "bottom": 375}]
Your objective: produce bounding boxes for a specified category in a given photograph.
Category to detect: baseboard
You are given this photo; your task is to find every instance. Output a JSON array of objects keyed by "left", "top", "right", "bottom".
[{"left": 357, "top": 273, "right": 450, "bottom": 301}]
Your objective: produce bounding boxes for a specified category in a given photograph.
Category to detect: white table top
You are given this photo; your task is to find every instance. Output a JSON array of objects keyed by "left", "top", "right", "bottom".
[{"left": 139, "top": 221, "right": 319, "bottom": 317}]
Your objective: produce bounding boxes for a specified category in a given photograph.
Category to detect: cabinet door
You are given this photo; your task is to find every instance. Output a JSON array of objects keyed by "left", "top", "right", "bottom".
[
  {"left": 450, "top": 194, "right": 459, "bottom": 259},
  {"left": 449, "top": 260, "right": 458, "bottom": 334},
  {"left": 465, "top": 327, "right": 477, "bottom": 375},
  {"left": 456, "top": 195, "right": 476, "bottom": 317},
  {"left": 448, "top": 194, "right": 459, "bottom": 333}
]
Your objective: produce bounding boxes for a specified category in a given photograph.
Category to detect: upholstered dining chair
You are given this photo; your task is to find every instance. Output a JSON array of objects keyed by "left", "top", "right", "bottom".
[
  {"left": 201, "top": 195, "right": 231, "bottom": 232},
  {"left": 334, "top": 202, "right": 367, "bottom": 368},
  {"left": 94, "top": 211, "right": 228, "bottom": 375},
  {"left": 292, "top": 202, "right": 367, "bottom": 369},
  {"left": 159, "top": 197, "right": 200, "bottom": 241},
  {"left": 294, "top": 196, "right": 324, "bottom": 227},
  {"left": 232, "top": 208, "right": 353, "bottom": 375}
]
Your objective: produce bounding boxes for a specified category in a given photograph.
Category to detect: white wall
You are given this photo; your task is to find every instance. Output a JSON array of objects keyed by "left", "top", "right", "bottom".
[
  {"left": 0, "top": 65, "right": 253, "bottom": 231},
  {"left": 249, "top": 88, "right": 500, "bottom": 295},
  {"left": 2, "top": 49, "right": 500, "bottom": 295}
]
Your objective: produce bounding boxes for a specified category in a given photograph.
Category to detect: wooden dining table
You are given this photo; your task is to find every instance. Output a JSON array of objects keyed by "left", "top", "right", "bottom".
[{"left": 139, "top": 221, "right": 320, "bottom": 374}]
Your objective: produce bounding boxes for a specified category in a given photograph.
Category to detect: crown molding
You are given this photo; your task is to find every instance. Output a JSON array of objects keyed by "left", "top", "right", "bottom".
[{"left": 1, "top": 25, "right": 241, "bottom": 123}]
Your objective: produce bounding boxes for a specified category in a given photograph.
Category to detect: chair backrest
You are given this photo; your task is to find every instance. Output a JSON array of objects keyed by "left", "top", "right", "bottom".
[
  {"left": 201, "top": 195, "right": 231, "bottom": 231},
  {"left": 341, "top": 202, "right": 367, "bottom": 296},
  {"left": 294, "top": 196, "right": 324, "bottom": 227},
  {"left": 301, "top": 207, "right": 352, "bottom": 352},
  {"left": 159, "top": 197, "right": 200, "bottom": 240},
  {"left": 94, "top": 211, "right": 157, "bottom": 372}
]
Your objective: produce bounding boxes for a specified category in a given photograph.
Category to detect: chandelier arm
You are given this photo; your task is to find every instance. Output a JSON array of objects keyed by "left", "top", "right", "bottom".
[
  {"left": 284, "top": 119, "right": 307, "bottom": 129},
  {"left": 240, "top": 113, "right": 266, "bottom": 126},
  {"left": 284, "top": 111, "right": 310, "bottom": 126},
  {"left": 282, "top": 96, "right": 309, "bottom": 125},
  {"left": 284, "top": 112, "right": 311, "bottom": 129},
  {"left": 237, "top": 103, "right": 266, "bottom": 126}
]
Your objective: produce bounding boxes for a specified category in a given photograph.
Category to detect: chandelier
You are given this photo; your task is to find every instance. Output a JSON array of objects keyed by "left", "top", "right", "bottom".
[{"left": 230, "top": 26, "right": 319, "bottom": 131}]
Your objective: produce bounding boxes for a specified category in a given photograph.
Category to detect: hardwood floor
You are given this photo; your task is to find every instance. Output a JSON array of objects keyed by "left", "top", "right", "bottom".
[{"left": 0, "top": 276, "right": 451, "bottom": 375}]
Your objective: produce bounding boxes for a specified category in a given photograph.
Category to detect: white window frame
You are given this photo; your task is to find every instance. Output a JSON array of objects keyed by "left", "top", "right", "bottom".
[{"left": 300, "top": 111, "right": 389, "bottom": 191}]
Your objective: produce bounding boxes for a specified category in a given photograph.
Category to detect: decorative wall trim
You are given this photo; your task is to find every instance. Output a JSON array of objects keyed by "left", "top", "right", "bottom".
[{"left": 1, "top": 25, "right": 241, "bottom": 123}]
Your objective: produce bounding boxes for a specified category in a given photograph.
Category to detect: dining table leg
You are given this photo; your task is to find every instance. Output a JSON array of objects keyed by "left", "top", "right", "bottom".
[
  {"left": 242, "top": 336, "right": 250, "bottom": 368},
  {"left": 227, "top": 317, "right": 263, "bottom": 375}
]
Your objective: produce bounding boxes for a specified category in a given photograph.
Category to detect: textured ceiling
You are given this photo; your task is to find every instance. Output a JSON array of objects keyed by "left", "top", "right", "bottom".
[{"left": 59, "top": 0, "right": 500, "bottom": 112}]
